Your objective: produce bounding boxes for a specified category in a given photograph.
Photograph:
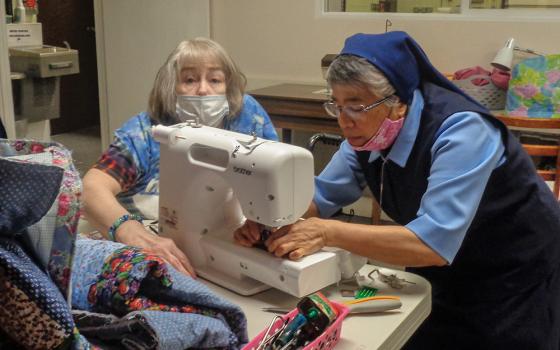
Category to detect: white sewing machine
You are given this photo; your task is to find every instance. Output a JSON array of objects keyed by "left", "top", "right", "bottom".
[{"left": 154, "top": 122, "right": 366, "bottom": 297}]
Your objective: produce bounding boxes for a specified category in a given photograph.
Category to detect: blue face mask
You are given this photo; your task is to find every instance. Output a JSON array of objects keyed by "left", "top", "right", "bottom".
[{"left": 175, "top": 95, "right": 230, "bottom": 127}]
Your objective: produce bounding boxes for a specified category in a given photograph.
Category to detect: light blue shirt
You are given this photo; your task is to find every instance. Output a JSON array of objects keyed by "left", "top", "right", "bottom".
[{"left": 314, "top": 89, "right": 506, "bottom": 263}]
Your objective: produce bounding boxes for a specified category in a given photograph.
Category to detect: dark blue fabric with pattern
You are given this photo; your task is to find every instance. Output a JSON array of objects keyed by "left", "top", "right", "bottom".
[
  {"left": 0, "top": 238, "right": 75, "bottom": 335},
  {"left": 0, "top": 157, "right": 63, "bottom": 234},
  {"left": 0, "top": 156, "right": 74, "bottom": 340}
]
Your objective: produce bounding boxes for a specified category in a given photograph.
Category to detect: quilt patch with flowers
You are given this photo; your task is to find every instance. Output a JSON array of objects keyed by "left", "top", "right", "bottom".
[
  {"left": 72, "top": 237, "right": 248, "bottom": 349},
  {"left": 87, "top": 246, "right": 219, "bottom": 319}
]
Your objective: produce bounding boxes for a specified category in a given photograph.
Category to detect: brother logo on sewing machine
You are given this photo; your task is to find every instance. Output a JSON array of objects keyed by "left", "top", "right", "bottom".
[
  {"left": 233, "top": 166, "right": 252, "bottom": 176},
  {"left": 231, "top": 145, "right": 240, "bottom": 158}
]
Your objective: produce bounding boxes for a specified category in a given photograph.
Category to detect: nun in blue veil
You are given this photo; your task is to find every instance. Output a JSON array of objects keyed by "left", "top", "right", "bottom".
[{"left": 234, "top": 31, "right": 560, "bottom": 349}]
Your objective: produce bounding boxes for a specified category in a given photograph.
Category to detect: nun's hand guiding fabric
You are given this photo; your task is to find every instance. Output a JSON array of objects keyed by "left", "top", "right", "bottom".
[
  {"left": 266, "top": 218, "right": 329, "bottom": 260},
  {"left": 233, "top": 219, "right": 263, "bottom": 247}
]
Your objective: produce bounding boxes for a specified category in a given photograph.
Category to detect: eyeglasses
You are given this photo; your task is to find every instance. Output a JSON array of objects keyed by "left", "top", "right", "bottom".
[{"left": 323, "top": 96, "right": 392, "bottom": 120}]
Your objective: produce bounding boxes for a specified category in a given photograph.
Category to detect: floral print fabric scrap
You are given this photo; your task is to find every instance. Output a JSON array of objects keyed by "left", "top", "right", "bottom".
[
  {"left": 88, "top": 246, "right": 219, "bottom": 319},
  {"left": 506, "top": 54, "right": 560, "bottom": 118}
]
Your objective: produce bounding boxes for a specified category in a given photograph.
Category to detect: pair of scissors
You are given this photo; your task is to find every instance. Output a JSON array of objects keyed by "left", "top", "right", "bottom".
[{"left": 262, "top": 296, "right": 402, "bottom": 315}]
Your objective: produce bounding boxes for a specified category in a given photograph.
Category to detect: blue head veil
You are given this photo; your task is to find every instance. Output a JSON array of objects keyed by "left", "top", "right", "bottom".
[{"left": 340, "top": 31, "right": 479, "bottom": 106}]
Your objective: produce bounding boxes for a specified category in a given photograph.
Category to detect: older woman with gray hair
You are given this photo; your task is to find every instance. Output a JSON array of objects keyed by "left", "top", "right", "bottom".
[
  {"left": 83, "top": 38, "right": 277, "bottom": 277},
  {"left": 235, "top": 32, "right": 560, "bottom": 349}
]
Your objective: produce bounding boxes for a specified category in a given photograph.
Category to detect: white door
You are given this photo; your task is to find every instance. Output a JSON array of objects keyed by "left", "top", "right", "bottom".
[{"left": 94, "top": 0, "right": 210, "bottom": 148}]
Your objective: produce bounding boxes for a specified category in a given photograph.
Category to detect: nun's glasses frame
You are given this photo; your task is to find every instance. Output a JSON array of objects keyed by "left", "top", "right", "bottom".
[{"left": 323, "top": 95, "right": 392, "bottom": 120}]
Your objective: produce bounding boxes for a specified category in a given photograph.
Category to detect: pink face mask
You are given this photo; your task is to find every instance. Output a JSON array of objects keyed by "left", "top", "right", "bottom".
[{"left": 352, "top": 117, "right": 405, "bottom": 152}]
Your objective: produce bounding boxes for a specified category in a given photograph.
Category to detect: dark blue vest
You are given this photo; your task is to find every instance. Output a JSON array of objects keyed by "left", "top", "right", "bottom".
[{"left": 357, "top": 82, "right": 560, "bottom": 349}]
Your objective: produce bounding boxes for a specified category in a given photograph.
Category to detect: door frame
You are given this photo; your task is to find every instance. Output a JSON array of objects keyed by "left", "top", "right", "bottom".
[
  {"left": 93, "top": 0, "right": 110, "bottom": 149},
  {"left": 0, "top": 0, "right": 16, "bottom": 139}
]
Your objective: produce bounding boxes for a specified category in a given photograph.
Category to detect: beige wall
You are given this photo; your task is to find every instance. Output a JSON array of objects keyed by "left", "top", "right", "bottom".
[
  {"left": 95, "top": 0, "right": 210, "bottom": 147},
  {"left": 211, "top": 0, "right": 560, "bottom": 90}
]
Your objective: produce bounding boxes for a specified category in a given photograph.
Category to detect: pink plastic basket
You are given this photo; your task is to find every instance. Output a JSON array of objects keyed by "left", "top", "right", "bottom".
[{"left": 243, "top": 301, "right": 350, "bottom": 350}]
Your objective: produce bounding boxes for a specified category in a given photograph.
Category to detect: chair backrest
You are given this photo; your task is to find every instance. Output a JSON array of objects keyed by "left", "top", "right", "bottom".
[
  {"left": 496, "top": 115, "right": 560, "bottom": 199},
  {"left": 307, "top": 133, "right": 344, "bottom": 176}
]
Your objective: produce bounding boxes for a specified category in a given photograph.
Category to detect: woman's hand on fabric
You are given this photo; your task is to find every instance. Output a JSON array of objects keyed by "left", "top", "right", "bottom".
[
  {"left": 266, "top": 217, "right": 329, "bottom": 260},
  {"left": 116, "top": 220, "right": 196, "bottom": 278},
  {"left": 233, "top": 219, "right": 263, "bottom": 247}
]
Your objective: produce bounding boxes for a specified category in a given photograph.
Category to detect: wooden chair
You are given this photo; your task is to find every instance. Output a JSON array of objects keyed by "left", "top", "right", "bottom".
[{"left": 496, "top": 115, "right": 560, "bottom": 199}]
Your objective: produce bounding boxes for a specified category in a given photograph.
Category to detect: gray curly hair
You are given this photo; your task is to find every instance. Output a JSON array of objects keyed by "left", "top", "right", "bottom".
[{"left": 326, "top": 55, "right": 400, "bottom": 107}]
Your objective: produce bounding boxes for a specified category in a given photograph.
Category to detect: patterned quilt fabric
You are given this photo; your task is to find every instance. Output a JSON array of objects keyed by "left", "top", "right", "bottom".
[
  {"left": 0, "top": 140, "right": 81, "bottom": 298},
  {"left": 72, "top": 237, "right": 249, "bottom": 349},
  {"left": 0, "top": 239, "right": 74, "bottom": 349},
  {"left": 506, "top": 54, "right": 560, "bottom": 118},
  {"left": 0, "top": 140, "right": 90, "bottom": 349}
]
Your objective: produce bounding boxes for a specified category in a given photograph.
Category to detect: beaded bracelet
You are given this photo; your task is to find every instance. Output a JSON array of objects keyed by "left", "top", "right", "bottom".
[{"left": 107, "top": 213, "right": 143, "bottom": 242}]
